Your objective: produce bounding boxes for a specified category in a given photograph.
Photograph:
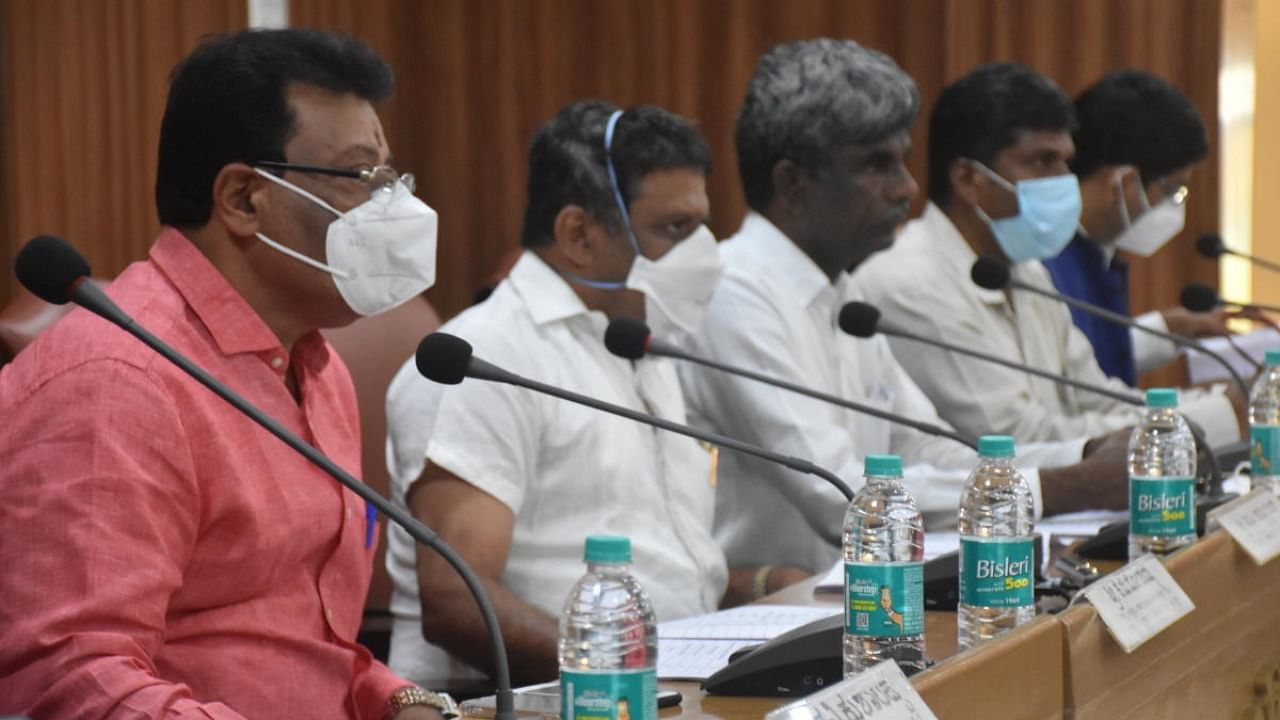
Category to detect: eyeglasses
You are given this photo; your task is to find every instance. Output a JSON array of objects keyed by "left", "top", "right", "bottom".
[
  {"left": 1152, "top": 178, "right": 1189, "bottom": 206},
  {"left": 253, "top": 160, "right": 416, "bottom": 197}
]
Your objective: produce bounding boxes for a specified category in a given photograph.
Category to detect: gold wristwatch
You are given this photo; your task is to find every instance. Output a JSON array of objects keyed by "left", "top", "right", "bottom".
[{"left": 383, "top": 686, "right": 459, "bottom": 719}]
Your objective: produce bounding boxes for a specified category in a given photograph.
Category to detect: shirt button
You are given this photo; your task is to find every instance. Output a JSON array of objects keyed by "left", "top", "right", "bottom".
[
  {"left": 346, "top": 507, "right": 352, "bottom": 519},
  {"left": 326, "top": 609, "right": 333, "bottom": 622},
  {"left": 271, "top": 357, "right": 284, "bottom": 369}
]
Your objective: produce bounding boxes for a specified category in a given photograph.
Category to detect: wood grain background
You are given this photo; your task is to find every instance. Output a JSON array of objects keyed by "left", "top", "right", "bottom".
[{"left": 0, "top": 0, "right": 1223, "bottom": 388}]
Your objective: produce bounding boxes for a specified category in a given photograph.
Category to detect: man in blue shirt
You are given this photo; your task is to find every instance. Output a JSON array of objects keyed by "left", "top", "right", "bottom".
[{"left": 1045, "top": 70, "right": 1227, "bottom": 385}]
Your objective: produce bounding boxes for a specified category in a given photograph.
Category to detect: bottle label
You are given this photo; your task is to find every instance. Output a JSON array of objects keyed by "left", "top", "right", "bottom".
[
  {"left": 1251, "top": 425, "right": 1280, "bottom": 477},
  {"left": 561, "top": 668, "right": 656, "bottom": 720},
  {"left": 844, "top": 561, "right": 924, "bottom": 638},
  {"left": 959, "top": 536, "right": 1035, "bottom": 608},
  {"left": 1129, "top": 475, "right": 1196, "bottom": 537}
]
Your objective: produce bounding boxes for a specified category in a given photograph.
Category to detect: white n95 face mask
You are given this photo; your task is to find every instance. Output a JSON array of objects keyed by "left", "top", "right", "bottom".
[
  {"left": 563, "top": 109, "right": 724, "bottom": 340},
  {"left": 1112, "top": 173, "right": 1187, "bottom": 257},
  {"left": 253, "top": 168, "right": 438, "bottom": 317},
  {"left": 625, "top": 224, "right": 724, "bottom": 339}
]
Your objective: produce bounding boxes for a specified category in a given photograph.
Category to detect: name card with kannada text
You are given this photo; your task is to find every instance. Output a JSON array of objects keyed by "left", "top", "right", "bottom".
[
  {"left": 1082, "top": 553, "right": 1195, "bottom": 653},
  {"left": 1209, "top": 489, "right": 1280, "bottom": 565},
  {"left": 764, "top": 660, "right": 937, "bottom": 720}
]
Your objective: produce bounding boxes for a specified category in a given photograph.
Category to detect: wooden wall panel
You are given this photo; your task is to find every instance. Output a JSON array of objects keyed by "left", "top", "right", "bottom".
[
  {"left": 289, "top": 0, "right": 1222, "bottom": 365},
  {"left": 0, "top": 0, "right": 1223, "bottom": 390},
  {"left": 0, "top": 0, "right": 247, "bottom": 305}
]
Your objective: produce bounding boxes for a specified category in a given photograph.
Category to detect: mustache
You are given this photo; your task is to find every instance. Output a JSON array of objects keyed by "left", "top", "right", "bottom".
[{"left": 883, "top": 203, "right": 911, "bottom": 229}]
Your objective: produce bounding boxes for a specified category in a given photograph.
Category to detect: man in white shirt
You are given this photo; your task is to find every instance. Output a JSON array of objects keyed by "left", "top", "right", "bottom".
[
  {"left": 855, "top": 63, "right": 1244, "bottom": 448},
  {"left": 682, "top": 40, "right": 1128, "bottom": 574},
  {"left": 383, "top": 101, "right": 803, "bottom": 687}
]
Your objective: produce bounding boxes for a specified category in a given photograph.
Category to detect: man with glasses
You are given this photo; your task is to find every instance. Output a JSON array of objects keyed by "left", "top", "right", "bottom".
[
  {"left": 1044, "top": 69, "right": 1230, "bottom": 385},
  {"left": 0, "top": 29, "right": 450, "bottom": 719},
  {"left": 856, "top": 64, "right": 1244, "bottom": 447}
]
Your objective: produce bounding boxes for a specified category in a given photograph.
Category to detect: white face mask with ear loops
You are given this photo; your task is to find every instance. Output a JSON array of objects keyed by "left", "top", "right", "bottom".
[
  {"left": 562, "top": 110, "right": 724, "bottom": 340},
  {"left": 1111, "top": 172, "right": 1186, "bottom": 257},
  {"left": 253, "top": 168, "right": 439, "bottom": 316}
]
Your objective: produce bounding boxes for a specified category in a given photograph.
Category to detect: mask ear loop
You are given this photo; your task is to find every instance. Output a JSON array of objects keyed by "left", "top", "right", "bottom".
[
  {"left": 968, "top": 160, "right": 1019, "bottom": 226},
  {"left": 252, "top": 168, "right": 352, "bottom": 279},
  {"left": 254, "top": 167, "right": 346, "bottom": 218},
  {"left": 604, "top": 110, "right": 642, "bottom": 256},
  {"left": 559, "top": 110, "right": 637, "bottom": 291},
  {"left": 1112, "top": 167, "right": 1152, "bottom": 229}
]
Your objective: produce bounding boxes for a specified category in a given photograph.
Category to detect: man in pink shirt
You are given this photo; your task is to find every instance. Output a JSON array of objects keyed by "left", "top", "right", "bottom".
[{"left": 0, "top": 29, "right": 449, "bottom": 720}]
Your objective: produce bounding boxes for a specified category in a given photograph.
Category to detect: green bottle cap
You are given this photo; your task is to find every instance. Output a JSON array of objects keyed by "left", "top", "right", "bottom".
[
  {"left": 978, "top": 435, "right": 1015, "bottom": 458},
  {"left": 1266, "top": 349, "right": 1280, "bottom": 365},
  {"left": 1146, "top": 388, "right": 1179, "bottom": 408},
  {"left": 864, "top": 454, "right": 902, "bottom": 477},
  {"left": 584, "top": 535, "right": 631, "bottom": 563}
]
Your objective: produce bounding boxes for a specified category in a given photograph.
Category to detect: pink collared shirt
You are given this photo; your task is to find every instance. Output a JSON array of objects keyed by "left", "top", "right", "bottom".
[{"left": 0, "top": 228, "right": 408, "bottom": 719}]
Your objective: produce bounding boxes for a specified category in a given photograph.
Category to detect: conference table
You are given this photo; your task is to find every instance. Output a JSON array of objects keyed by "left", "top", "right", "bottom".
[{"left": 657, "top": 527, "right": 1280, "bottom": 719}]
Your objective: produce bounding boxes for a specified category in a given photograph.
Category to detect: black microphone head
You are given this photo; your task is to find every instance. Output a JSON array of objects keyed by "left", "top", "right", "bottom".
[
  {"left": 604, "top": 317, "right": 651, "bottom": 360},
  {"left": 415, "top": 333, "right": 474, "bottom": 385},
  {"left": 15, "top": 234, "right": 91, "bottom": 305},
  {"left": 971, "top": 255, "right": 1011, "bottom": 290},
  {"left": 1180, "top": 283, "right": 1221, "bottom": 313},
  {"left": 837, "top": 301, "right": 881, "bottom": 338},
  {"left": 1196, "top": 233, "right": 1226, "bottom": 259}
]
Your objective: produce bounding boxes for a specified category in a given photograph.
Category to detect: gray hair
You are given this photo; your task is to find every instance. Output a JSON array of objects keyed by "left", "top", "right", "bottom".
[{"left": 735, "top": 38, "right": 919, "bottom": 212}]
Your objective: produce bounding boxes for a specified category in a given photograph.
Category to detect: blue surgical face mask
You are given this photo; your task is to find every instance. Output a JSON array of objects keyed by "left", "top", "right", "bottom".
[{"left": 970, "top": 161, "right": 1081, "bottom": 263}]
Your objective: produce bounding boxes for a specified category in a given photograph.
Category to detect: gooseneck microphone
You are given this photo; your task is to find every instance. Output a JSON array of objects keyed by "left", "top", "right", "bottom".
[
  {"left": 971, "top": 255, "right": 1250, "bottom": 396},
  {"left": 414, "top": 332, "right": 856, "bottom": 506},
  {"left": 1181, "top": 282, "right": 1280, "bottom": 315},
  {"left": 837, "top": 302, "right": 1145, "bottom": 406},
  {"left": 1178, "top": 283, "right": 1267, "bottom": 374},
  {"left": 837, "top": 299, "right": 1227, "bottom": 498},
  {"left": 1196, "top": 233, "right": 1280, "bottom": 274},
  {"left": 15, "top": 235, "right": 516, "bottom": 720},
  {"left": 602, "top": 317, "right": 978, "bottom": 451}
]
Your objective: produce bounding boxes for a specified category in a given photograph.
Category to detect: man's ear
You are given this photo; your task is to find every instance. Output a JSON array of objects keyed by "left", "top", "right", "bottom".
[
  {"left": 211, "top": 163, "right": 267, "bottom": 239},
  {"left": 552, "top": 205, "right": 596, "bottom": 269},
  {"left": 949, "top": 158, "right": 982, "bottom": 207},
  {"left": 770, "top": 158, "right": 808, "bottom": 214}
]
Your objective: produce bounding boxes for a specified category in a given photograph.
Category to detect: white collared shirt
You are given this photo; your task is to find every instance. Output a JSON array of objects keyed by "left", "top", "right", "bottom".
[
  {"left": 681, "top": 213, "right": 1082, "bottom": 573},
  {"left": 854, "top": 203, "right": 1239, "bottom": 447},
  {"left": 383, "top": 251, "right": 727, "bottom": 684}
]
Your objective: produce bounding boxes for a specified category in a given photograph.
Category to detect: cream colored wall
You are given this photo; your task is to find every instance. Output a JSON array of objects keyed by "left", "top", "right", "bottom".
[
  {"left": 1221, "top": 0, "right": 1254, "bottom": 303},
  {"left": 1239, "top": 0, "right": 1280, "bottom": 307}
]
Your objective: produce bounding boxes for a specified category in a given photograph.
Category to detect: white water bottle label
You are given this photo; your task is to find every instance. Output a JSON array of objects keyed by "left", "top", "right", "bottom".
[
  {"left": 1129, "top": 476, "right": 1196, "bottom": 537},
  {"left": 1083, "top": 554, "right": 1195, "bottom": 653},
  {"left": 764, "top": 659, "right": 938, "bottom": 720},
  {"left": 1210, "top": 489, "right": 1280, "bottom": 565},
  {"left": 561, "top": 668, "right": 656, "bottom": 720},
  {"left": 959, "top": 536, "right": 1034, "bottom": 607},
  {"left": 1251, "top": 425, "right": 1280, "bottom": 476},
  {"left": 845, "top": 561, "right": 924, "bottom": 637}
]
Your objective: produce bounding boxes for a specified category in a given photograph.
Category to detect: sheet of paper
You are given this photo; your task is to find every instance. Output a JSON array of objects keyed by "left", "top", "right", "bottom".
[
  {"left": 1210, "top": 489, "right": 1280, "bottom": 565},
  {"left": 1083, "top": 553, "right": 1195, "bottom": 653},
  {"left": 1187, "top": 327, "right": 1279, "bottom": 385},
  {"left": 657, "top": 638, "right": 762, "bottom": 680},
  {"left": 655, "top": 604, "right": 842, "bottom": 680},
  {"left": 657, "top": 603, "right": 841, "bottom": 640},
  {"left": 766, "top": 660, "right": 938, "bottom": 720}
]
